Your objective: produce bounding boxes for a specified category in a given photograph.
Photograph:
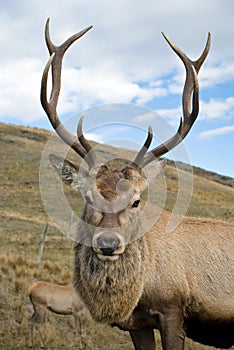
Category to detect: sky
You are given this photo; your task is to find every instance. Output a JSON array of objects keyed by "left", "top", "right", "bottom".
[{"left": 0, "top": 0, "right": 234, "bottom": 178}]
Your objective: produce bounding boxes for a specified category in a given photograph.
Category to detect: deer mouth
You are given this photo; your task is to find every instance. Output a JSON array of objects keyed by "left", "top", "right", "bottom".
[
  {"left": 93, "top": 246, "right": 125, "bottom": 261},
  {"left": 96, "top": 253, "right": 120, "bottom": 261}
]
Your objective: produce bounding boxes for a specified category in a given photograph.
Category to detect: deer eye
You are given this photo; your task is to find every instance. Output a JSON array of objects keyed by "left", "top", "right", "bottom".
[{"left": 132, "top": 199, "right": 140, "bottom": 208}]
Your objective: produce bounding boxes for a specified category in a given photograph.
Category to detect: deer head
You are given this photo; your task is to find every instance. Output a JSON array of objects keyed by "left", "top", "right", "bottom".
[{"left": 41, "top": 18, "right": 210, "bottom": 261}]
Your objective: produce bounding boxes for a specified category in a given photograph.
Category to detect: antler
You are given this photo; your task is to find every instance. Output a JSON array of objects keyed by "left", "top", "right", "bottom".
[
  {"left": 133, "top": 126, "right": 153, "bottom": 166},
  {"left": 134, "top": 32, "right": 211, "bottom": 168},
  {"left": 41, "top": 18, "right": 98, "bottom": 168}
]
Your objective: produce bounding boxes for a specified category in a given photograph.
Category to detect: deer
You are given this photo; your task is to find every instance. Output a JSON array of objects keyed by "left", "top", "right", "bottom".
[
  {"left": 40, "top": 18, "right": 234, "bottom": 350},
  {"left": 28, "top": 281, "right": 85, "bottom": 349}
]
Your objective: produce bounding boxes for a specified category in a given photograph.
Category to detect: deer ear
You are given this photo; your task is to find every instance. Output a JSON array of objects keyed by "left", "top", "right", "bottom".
[
  {"left": 49, "top": 154, "right": 88, "bottom": 191},
  {"left": 143, "top": 159, "right": 166, "bottom": 185}
]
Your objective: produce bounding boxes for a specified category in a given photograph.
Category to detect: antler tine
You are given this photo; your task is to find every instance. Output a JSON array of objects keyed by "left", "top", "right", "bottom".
[
  {"left": 162, "top": 32, "right": 210, "bottom": 118},
  {"left": 41, "top": 54, "right": 87, "bottom": 157},
  {"left": 133, "top": 126, "right": 153, "bottom": 167},
  {"left": 192, "top": 32, "right": 211, "bottom": 73},
  {"left": 77, "top": 116, "right": 99, "bottom": 168},
  {"left": 141, "top": 33, "right": 210, "bottom": 167},
  {"left": 45, "top": 18, "right": 93, "bottom": 109},
  {"left": 41, "top": 18, "right": 96, "bottom": 167}
]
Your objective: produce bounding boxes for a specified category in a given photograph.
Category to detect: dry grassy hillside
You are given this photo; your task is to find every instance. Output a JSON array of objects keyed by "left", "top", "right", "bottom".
[{"left": 0, "top": 122, "right": 234, "bottom": 349}]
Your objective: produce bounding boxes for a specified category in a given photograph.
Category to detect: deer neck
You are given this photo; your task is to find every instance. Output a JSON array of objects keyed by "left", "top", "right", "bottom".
[{"left": 73, "top": 238, "right": 148, "bottom": 323}]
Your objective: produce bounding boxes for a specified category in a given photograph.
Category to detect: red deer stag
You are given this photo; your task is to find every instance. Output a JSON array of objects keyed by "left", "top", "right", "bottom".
[
  {"left": 28, "top": 281, "right": 85, "bottom": 349},
  {"left": 40, "top": 18, "right": 234, "bottom": 350}
]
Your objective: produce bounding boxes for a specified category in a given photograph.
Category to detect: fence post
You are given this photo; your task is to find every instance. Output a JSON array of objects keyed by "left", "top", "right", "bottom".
[
  {"left": 66, "top": 211, "right": 74, "bottom": 238},
  {"left": 36, "top": 223, "right": 49, "bottom": 264}
]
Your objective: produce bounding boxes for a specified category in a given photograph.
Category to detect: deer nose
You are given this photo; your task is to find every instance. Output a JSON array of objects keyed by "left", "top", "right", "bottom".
[
  {"left": 96, "top": 237, "right": 121, "bottom": 256},
  {"left": 92, "top": 231, "right": 125, "bottom": 260}
]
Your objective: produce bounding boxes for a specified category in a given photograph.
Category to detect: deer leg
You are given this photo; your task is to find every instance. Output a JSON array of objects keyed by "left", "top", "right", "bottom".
[
  {"left": 74, "top": 314, "right": 83, "bottom": 349},
  {"left": 129, "top": 327, "right": 156, "bottom": 350},
  {"left": 158, "top": 309, "right": 185, "bottom": 350},
  {"left": 29, "top": 324, "right": 34, "bottom": 349},
  {"left": 34, "top": 324, "right": 47, "bottom": 350}
]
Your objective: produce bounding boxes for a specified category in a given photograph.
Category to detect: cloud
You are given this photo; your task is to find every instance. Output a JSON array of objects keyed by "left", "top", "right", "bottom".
[
  {"left": 200, "top": 97, "right": 234, "bottom": 120},
  {"left": 154, "top": 96, "right": 234, "bottom": 126},
  {"left": 0, "top": 57, "right": 42, "bottom": 122},
  {"left": 198, "top": 125, "right": 234, "bottom": 139},
  {"left": 155, "top": 107, "right": 182, "bottom": 125},
  {"left": 84, "top": 132, "right": 105, "bottom": 143},
  {"left": 200, "top": 62, "right": 234, "bottom": 88},
  {"left": 0, "top": 0, "right": 234, "bottom": 126},
  {"left": 132, "top": 112, "right": 156, "bottom": 123}
]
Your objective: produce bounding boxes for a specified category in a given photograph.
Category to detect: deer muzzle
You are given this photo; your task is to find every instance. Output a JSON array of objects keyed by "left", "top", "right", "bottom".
[{"left": 92, "top": 231, "right": 125, "bottom": 261}]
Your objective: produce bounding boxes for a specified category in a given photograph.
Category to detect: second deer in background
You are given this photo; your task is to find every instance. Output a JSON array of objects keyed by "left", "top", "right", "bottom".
[{"left": 28, "top": 281, "right": 85, "bottom": 349}]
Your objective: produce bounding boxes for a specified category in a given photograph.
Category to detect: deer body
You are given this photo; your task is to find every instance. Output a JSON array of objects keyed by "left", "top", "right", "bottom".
[
  {"left": 73, "top": 177, "right": 234, "bottom": 350},
  {"left": 40, "top": 19, "right": 234, "bottom": 350},
  {"left": 28, "top": 281, "right": 84, "bottom": 349}
]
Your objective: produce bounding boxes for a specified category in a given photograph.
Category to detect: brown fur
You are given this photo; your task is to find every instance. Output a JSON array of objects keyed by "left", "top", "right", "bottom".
[
  {"left": 96, "top": 165, "right": 124, "bottom": 200},
  {"left": 28, "top": 281, "right": 85, "bottom": 349},
  {"left": 74, "top": 237, "right": 147, "bottom": 322},
  {"left": 74, "top": 167, "right": 234, "bottom": 349},
  {"left": 50, "top": 157, "right": 234, "bottom": 350}
]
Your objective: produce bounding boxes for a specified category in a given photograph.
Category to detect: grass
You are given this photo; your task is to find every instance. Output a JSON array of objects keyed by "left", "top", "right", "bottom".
[{"left": 0, "top": 122, "right": 234, "bottom": 349}]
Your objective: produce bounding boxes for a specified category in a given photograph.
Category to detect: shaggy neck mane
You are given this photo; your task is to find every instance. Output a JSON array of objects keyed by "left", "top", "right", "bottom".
[{"left": 73, "top": 238, "right": 148, "bottom": 323}]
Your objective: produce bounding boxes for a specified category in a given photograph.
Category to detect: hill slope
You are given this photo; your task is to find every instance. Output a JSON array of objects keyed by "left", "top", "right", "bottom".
[
  {"left": 0, "top": 122, "right": 234, "bottom": 350},
  {"left": 1, "top": 121, "right": 233, "bottom": 224}
]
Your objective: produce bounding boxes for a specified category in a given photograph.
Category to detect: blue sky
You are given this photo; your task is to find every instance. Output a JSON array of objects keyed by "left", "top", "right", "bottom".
[{"left": 0, "top": 0, "right": 234, "bottom": 177}]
